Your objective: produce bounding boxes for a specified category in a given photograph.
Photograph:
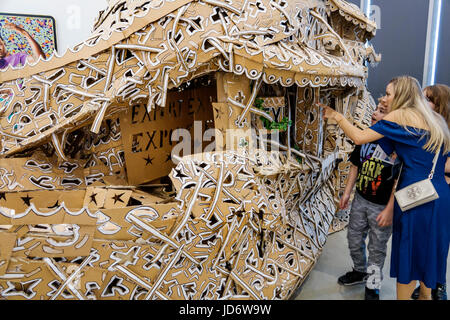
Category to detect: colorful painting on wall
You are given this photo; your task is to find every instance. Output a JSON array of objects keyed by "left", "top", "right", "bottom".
[{"left": 0, "top": 13, "right": 57, "bottom": 68}]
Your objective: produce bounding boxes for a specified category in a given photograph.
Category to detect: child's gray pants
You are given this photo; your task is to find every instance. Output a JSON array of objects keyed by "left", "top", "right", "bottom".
[{"left": 347, "top": 192, "right": 393, "bottom": 288}]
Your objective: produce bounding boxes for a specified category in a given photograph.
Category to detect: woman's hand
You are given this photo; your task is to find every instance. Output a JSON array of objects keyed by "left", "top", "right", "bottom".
[{"left": 318, "top": 102, "right": 340, "bottom": 122}]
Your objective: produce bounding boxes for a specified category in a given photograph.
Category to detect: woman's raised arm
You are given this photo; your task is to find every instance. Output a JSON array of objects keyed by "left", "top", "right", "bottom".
[{"left": 319, "top": 103, "right": 384, "bottom": 145}]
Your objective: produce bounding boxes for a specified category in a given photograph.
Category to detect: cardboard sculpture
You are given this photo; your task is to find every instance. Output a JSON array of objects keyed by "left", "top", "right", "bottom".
[{"left": 0, "top": 0, "right": 379, "bottom": 300}]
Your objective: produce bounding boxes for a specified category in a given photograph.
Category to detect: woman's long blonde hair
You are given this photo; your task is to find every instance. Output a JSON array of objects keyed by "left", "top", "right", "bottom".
[{"left": 389, "top": 76, "right": 450, "bottom": 154}]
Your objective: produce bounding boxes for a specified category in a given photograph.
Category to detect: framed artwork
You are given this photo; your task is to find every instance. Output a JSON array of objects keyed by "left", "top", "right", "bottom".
[{"left": 0, "top": 13, "right": 57, "bottom": 68}]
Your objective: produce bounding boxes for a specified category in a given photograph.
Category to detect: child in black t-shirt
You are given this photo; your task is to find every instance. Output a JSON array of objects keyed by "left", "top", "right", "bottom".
[{"left": 337, "top": 101, "right": 400, "bottom": 300}]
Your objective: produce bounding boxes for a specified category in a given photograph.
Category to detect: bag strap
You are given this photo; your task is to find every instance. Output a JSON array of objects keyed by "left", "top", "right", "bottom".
[
  {"left": 394, "top": 144, "right": 441, "bottom": 190},
  {"left": 428, "top": 144, "right": 442, "bottom": 180}
]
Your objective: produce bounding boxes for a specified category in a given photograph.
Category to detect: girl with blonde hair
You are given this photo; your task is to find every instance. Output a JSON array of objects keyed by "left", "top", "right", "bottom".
[{"left": 320, "top": 76, "right": 450, "bottom": 300}]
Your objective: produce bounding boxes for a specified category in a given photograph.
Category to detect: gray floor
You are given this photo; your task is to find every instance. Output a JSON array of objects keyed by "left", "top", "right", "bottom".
[{"left": 293, "top": 229, "right": 450, "bottom": 300}]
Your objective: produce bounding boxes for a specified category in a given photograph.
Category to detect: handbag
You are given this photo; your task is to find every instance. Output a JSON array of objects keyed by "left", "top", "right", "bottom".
[{"left": 394, "top": 145, "right": 441, "bottom": 212}]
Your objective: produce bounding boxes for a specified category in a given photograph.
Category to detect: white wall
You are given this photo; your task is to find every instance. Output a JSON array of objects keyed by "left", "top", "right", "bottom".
[{"left": 0, "top": 0, "right": 108, "bottom": 55}]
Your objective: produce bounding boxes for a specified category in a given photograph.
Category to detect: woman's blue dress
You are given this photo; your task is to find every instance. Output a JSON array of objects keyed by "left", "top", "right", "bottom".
[{"left": 370, "top": 119, "right": 450, "bottom": 289}]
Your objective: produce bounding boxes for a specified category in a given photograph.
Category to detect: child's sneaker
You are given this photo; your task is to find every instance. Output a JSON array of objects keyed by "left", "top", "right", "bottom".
[
  {"left": 337, "top": 269, "right": 368, "bottom": 286},
  {"left": 365, "top": 286, "right": 380, "bottom": 300}
]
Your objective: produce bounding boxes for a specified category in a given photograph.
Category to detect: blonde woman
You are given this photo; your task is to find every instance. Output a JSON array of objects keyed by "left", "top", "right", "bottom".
[
  {"left": 320, "top": 76, "right": 450, "bottom": 300},
  {"left": 410, "top": 83, "right": 450, "bottom": 300}
]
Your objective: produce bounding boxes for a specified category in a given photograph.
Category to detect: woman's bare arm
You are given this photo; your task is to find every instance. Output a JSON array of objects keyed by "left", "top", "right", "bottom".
[{"left": 319, "top": 103, "right": 384, "bottom": 145}]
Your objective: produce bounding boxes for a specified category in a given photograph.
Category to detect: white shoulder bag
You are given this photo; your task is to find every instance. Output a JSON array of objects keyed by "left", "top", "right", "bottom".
[{"left": 394, "top": 145, "right": 440, "bottom": 212}]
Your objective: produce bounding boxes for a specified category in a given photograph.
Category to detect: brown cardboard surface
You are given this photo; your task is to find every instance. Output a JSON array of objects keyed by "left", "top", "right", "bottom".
[
  {"left": 0, "top": 156, "right": 86, "bottom": 193},
  {"left": 0, "top": 232, "right": 17, "bottom": 276},
  {"left": 119, "top": 83, "right": 216, "bottom": 185},
  {"left": 0, "top": 0, "right": 378, "bottom": 300}
]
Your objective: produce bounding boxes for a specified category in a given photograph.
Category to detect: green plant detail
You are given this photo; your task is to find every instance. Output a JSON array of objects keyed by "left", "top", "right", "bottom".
[{"left": 254, "top": 98, "right": 292, "bottom": 131}]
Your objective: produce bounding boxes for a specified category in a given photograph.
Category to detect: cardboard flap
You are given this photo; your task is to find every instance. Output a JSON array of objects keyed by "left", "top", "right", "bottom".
[{"left": 0, "top": 232, "right": 17, "bottom": 276}]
